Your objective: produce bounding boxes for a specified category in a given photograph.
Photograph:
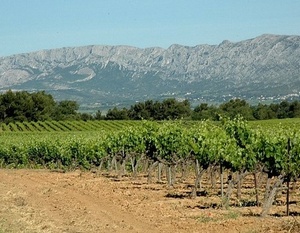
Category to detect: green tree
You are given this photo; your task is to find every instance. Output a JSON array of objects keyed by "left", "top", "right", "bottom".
[
  {"left": 94, "top": 110, "right": 105, "bottom": 120},
  {"left": 52, "top": 100, "right": 79, "bottom": 120},
  {"left": 220, "top": 99, "right": 254, "bottom": 120},
  {"left": 253, "top": 103, "right": 269, "bottom": 120},
  {"left": 277, "top": 100, "right": 290, "bottom": 119},
  {"left": 105, "top": 107, "right": 129, "bottom": 120},
  {"left": 80, "top": 113, "right": 93, "bottom": 121},
  {"left": 160, "top": 98, "right": 191, "bottom": 120},
  {"left": 31, "top": 91, "right": 56, "bottom": 121},
  {"left": 288, "top": 101, "right": 300, "bottom": 118},
  {"left": 0, "top": 90, "right": 56, "bottom": 122},
  {"left": 268, "top": 103, "right": 279, "bottom": 119},
  {"left": 0, "top": 90, "right": 17, "bottom": 123},
  {"left": 129, "top": 102, "right": 151, "bottom": 120},
  {"left": 192, "top": 103, "right": 219, "bottom": 120}
]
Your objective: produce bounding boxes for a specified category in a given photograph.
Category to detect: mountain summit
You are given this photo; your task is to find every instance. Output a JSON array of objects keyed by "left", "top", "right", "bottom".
[{"left": 1, "top": 34, "right": 300, "bottom": 109}]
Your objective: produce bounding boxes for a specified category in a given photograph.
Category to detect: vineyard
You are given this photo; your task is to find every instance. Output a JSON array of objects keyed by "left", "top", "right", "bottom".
[
  {"left": 0, "top": 120, "right": 141, "bottom": 132},
  {"left": 1, "top": 118, "right": 300, "bottom": 220}
]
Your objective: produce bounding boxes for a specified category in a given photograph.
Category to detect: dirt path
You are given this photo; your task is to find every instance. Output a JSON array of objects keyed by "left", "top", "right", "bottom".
[{"left": 0, "top": 169, "right": 299, "bottom": 233}]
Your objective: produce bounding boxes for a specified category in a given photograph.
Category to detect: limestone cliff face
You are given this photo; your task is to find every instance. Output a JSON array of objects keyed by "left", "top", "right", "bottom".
[{"left": 1, "top": 34, "right": 300, "bottom": 107}]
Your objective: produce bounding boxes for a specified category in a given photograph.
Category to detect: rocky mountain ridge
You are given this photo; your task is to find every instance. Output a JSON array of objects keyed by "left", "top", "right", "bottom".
[{"left": 1, "top": 34, "right": 300, "bottom": 109}]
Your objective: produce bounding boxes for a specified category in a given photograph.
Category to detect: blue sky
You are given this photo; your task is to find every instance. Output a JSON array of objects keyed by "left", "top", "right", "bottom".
[{"left": 1, "top": 0, "right": 300, "bottom": 57}]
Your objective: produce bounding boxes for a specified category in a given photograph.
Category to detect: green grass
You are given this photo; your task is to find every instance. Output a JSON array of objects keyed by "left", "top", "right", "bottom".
[{"left": 249, "top": 118, "right": 300, "bottom": 129}]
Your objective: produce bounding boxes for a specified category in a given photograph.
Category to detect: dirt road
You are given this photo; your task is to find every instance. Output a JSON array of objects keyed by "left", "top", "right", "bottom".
[{"left": 0, "top": 169, "right": 298, "bottom": 232}]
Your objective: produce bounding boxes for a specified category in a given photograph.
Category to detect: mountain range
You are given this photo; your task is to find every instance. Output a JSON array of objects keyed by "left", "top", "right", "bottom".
[{"left": 0, "top": 34, "right": 300, "bottom": 110}]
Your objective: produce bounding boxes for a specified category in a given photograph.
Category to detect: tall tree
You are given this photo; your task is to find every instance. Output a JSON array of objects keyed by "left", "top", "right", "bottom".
[
  {"left": 52, "top": 100, "right": 79, "bottom": 120},
  {"left": 220, "top": 99, "right": 254, "bottom": 120},
  {"left": 192, "top": 103, "right": 219, "bottom": 120},
  {"left": 31, "top": 91, "right": 56, "bottom": 121},
  {"left": 105, "top": 107, "right": 129, "bottom": 120}
]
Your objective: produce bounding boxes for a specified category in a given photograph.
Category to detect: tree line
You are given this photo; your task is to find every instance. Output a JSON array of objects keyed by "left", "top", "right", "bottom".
[
  {"left": 1, "top": 90, "right": 300, "bottom": 122},
  {"left": 105, "top": 98, "right": 300, "bottom": 121},
  {"left": 0, "top": 90, "right": 79, "bottom": 123}
]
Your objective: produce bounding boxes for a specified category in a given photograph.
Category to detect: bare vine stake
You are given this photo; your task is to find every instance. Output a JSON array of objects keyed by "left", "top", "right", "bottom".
[
  {"left": 158, "top": 162, "right": 162, "bottom": 183},
  {"left": 254, "top": 172, "right": 259, "bottom": 206},
  {"left": 167, "top": 165, "right": 172, "bottom": 186},
  {"left": 220, "top": 164, "right": 224, "bottom": 201},
  {"left": 287, "top": 137, "right": 291, "bottom": 216}
]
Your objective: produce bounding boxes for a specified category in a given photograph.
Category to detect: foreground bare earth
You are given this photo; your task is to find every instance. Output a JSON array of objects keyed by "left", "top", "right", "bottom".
[{"left": 0, "top": 169, "right": 299, "bottom": 233}]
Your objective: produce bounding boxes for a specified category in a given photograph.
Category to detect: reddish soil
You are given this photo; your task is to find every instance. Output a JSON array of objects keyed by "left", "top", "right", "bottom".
[{"left": 0, "top": 169, "right": 300, "bottom": 233}]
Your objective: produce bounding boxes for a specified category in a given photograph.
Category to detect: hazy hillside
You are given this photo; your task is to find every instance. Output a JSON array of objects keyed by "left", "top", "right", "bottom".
[{"left": 1, "top": 34, "right": 300, "bottom": 109}]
